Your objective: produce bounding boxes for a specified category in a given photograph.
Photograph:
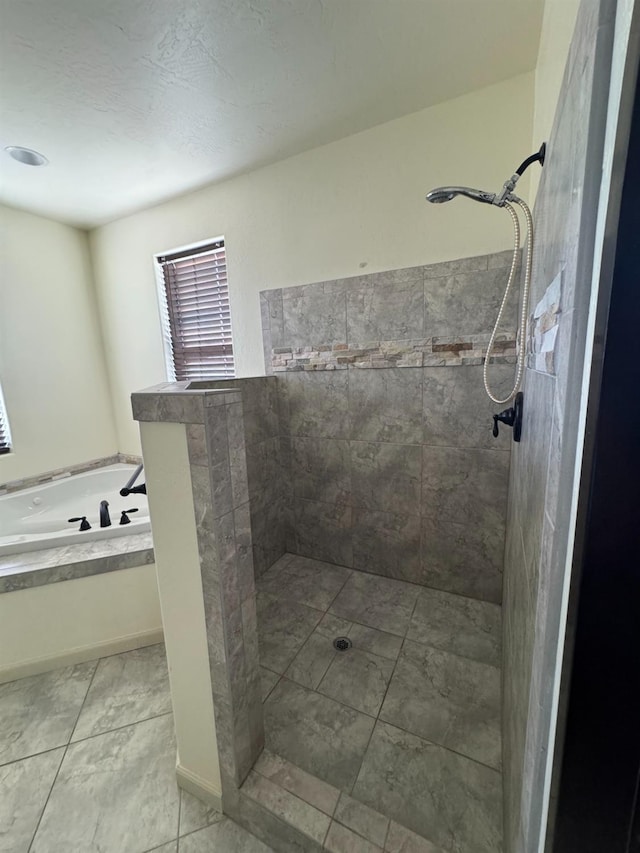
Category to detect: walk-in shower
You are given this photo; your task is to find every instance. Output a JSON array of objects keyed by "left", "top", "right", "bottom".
[{"left": 426, "top": 144, "right": 545, "bottom": 412}]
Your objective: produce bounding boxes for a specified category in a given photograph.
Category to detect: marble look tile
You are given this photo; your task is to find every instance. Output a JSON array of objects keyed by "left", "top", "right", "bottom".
[
  {"left": 334, "top": 792, "right": 389, "bottom": 847},
  {"left": 421, "top": 516, "right": 504, "bottom": 604},
  {"left": 291, "top": 437, "right": 351, "bottom": 504},
  {"left": 293, "top": 499, "right": 353, "bottom": 567},
  {"left": 421, "top": 445, "right": 509, "bottom": 529},
  {"left": 31, "top": 715, "right": 180, "bottom": 853},
  {"left": 72, "top": 645, "right": 171, "bottom": 741},
  {"left": 352, "top": 509, "right": 421, "bottom": 582},
  {"left": 263, "top": 679, "right": 375, "bottom": 791},
  {"left": 325, "top": 821, "right": 382, "bottom": 853},
  {"left": 352, "top": 721, "right": 502, "bottom": 853},
  {"left": 284, "top": 372, "right": 350, "bottom": 440},
  {"left": 0, "top": 747, "right": 64, "bottom": 853},
  {"left": 407, "top": 587, "right": 501, "bottom": 667},
  {"left": 259, "top": 554, "right": 351, "bottom": 611},
  {"left": 422, "top": 253, "right": 490, "bottom": 278},
  {"left": 144, "top": 841, "right": 177, "bottom": 853},
  {"left": 282, "top": 291, "right": 347, "bottom": 348},
  {"left": 330, "top": 572, "right": 420, "bottom": 637},
  {"left": 257, "top": 593, "right": 322, "bottom": 674},
  {"left": 179, "top": 817, "right": 274, "bottom": 852},
  {"left": 260, "top": 668, "right": 281, "bottom": 702},
  {"left": 316, "top": 612, "right": 353, "bottom": 639},
  {"left": 349, "top": 369, "right": 423, "bottom": 444},
  {"left": 385, "top": 821, "right": 447, "bottom": 853},
  {"left": 350, "top": 442, "right": 421, "bottom": 516},
  {"left": 242, "top": 770, "right": 331, "bottom": 844},
  {"left": 380, "top": 642, "right": 501, "bottom": 769},
  {"left": 179, "top": 789, "right": 223, "bottom": 837},
  {"left": 348, "top": 624, "right": 403, "bottom": 661},
  {"left": 0, "top": 662, "right": 96, "bottom": 764},
  {"left": 285, "top": 632, "right": 337, "bottom": 690},
  {"left": 254, "top": 750, "right": 340, "bottom": 816},
  {"left": 318, "top": 648, "right": 394, "bottom": 717},
  {"left": 422, "top": 364, "right": 515, "bottom": 450},
  {"left": 347, "top": 280, "right": 424, "bottom": 343},
  {"left": 424, "top": 267, "right": 517, "bottom": 338}
]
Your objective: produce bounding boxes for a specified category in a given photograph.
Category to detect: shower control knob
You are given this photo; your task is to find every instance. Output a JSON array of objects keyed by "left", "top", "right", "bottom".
[{"left": 492, "top": 392, "right": 524, "bottom": 442}]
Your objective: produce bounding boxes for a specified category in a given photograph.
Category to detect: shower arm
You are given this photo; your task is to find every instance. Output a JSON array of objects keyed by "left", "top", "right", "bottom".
[{"left": 493, "top": 143, "right": 547, "bottom": 207}]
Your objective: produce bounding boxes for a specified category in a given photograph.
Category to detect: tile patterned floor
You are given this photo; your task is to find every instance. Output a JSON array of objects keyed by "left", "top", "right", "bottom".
[
  {"left": 0, "top": 644, "right": 272, "bottom": 853},
  {"left": 258, "top": 553, "right": 503, "bottom": 853}
]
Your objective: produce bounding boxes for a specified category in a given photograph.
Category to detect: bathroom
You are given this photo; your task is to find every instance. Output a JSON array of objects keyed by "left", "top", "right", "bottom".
[{"left": 1, "top": 0, "right": 639, "bottom": 851}]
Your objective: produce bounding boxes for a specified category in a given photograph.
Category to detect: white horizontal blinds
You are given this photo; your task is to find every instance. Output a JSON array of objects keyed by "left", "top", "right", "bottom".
[
  {"left": 0, "top": 385, "right": 11, "bottom": 455},
  {"left": 159, "top": 240, "right": 235, "bottom": 381}
]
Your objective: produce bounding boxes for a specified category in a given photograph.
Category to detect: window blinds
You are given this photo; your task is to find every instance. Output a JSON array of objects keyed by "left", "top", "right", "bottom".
[{"left": 158, "top": 239, "right": 235, "bottom": 381}]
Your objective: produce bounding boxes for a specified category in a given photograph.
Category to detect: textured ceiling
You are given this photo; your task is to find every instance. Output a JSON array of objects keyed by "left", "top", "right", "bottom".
[{"left": 0, "top": 0, "right": 544, "bottom": 228}]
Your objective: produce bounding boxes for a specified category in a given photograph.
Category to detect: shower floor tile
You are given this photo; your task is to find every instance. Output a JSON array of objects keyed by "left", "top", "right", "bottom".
[
  {"left": 380, "top": 641, "right": 501, "bottom": 770},
  {"left": 352, "top": 720, "right": 502, "bottom": 853},
  {"left": 258, "top": 555, "right": 504, "bottom": 851},
  {"left": 263, "top": 679, "right": 375, "bottom": 791}
]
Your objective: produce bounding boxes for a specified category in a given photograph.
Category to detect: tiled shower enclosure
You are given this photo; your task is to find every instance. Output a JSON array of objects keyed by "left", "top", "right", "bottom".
[{"left": 135, "top": 249, "right": 520, "bottom": 851}]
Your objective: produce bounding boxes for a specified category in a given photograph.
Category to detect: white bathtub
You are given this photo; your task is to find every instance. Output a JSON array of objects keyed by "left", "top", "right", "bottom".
[{"left": 0, "top": 464, "right": 151, "bottom": 556}]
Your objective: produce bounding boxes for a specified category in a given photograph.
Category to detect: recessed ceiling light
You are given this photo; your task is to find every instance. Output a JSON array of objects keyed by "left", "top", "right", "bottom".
[{"left": 4, "top": 146, "right": 49, "bottom": 167}]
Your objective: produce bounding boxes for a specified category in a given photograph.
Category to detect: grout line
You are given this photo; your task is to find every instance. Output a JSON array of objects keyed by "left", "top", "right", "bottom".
[
  {"left": 67, "top": 710, "right": 174, "bottom": 748},
  {"left": 27, "top": 658, "right": 99, "bottom": 852},
  {"left": 0, "top": 743, "right": 70, "bottom": 770}
]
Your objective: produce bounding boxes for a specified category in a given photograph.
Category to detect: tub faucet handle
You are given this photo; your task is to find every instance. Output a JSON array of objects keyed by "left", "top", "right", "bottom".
[
  {"left": 119, "top": 508, "right": 139, "bottom": 525},
  {"left": 68, "top": 516, "right": 91, "bottom": 531}
]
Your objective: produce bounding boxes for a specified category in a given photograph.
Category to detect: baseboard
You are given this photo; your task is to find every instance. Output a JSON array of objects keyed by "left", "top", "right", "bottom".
[
  {"left": 176, "top": 762, "right": 223, "bottom": 812},
  {"left": 0, "top": 627, "right": 164, "bottom": 684}
]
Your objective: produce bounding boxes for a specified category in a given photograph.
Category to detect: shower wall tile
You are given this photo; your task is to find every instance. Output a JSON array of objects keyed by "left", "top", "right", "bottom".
[
  {"left": 422, "top": 364, "right": 514, "bottom": 450},
  {"left": 346, "top": 279, "right": 424, "bottom": 342},
  {"left": 282, "top": 292, "right": 347, "bottom": 348},
  {"left": 421, "top": 445, "right": 510, "bottom": 529},
  {"left": 352, "top": 509, "right": 421, "bottom": 582},
  {"left": 350, "top": 441, "right": 421, "bottom": 516},
  {"left": 285, "top": 371, "right": 350, "bottom": 439},
  {"left": 349, "top": 368, "right": 423, "bottom": 444},
  {"left": 421, "top": 515, "right": 504, "bottom": 603},
  {"left": 424, "top": 267, "right": 519, "bottom": 338},
  {"left": 293, "top": 499, "right": 353, "bottom": 567},
  {"left": 291, "top": 437, "right": 351, "bottom": 505}
]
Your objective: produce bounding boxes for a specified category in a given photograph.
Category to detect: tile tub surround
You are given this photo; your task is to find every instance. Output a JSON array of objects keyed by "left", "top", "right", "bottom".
[
  {"left": 0, "top": 452, "right": 142, "bottom": 494},
  {"left": 256, "top": 553, "right": 502, "bottom": 851},
  {"left": 0, "top": 531, "right": 153, "bottom": 594}
]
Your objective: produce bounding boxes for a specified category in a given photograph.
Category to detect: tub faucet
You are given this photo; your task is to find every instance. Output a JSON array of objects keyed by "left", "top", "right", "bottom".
[{"left": 99, "top": 500, "right": 111, "bottom": 528}]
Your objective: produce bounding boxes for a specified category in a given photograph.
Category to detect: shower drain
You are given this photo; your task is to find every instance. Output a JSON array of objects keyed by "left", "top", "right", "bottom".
[{"left": 333, "top": 637, "right": 352, "bottom": 651}]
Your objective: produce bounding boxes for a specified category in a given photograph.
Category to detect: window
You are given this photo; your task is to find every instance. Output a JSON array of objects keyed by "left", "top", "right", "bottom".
[
  {"left": 0, "top": 383, "right": 11, "bottom": 455},
  {"left": 156, "top": 238, "right": 235, "bottom": 381}
]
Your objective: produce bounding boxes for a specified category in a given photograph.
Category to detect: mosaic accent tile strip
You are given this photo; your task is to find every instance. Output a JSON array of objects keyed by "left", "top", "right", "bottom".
[
  {"left": 271, "top": 334, "right": 516, "bottom": 372},
  {"left": 526, "top": 269, "right": 562, "bottom": 375}
]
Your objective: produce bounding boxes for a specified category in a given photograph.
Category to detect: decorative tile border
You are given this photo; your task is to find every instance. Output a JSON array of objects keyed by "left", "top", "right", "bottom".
[
  {"left": 271, "top": 334, "right": 517, "bottom": 372},
  {"left": 0, "top": 453, "right": 143, "bottom": 494}
]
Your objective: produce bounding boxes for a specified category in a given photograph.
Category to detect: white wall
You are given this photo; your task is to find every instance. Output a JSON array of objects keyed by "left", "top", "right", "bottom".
[
  {"left": 530, "top": 0, "right": 581, "bottom": 198},
  {"left": 0, "top": 205, "right": 118, "bottom": 482},
  {"left": 0, "top": 564, "right": 162, "bottom": 682},
  {"left": 90, "top": 72, "right": 535, "bottom": 454}
]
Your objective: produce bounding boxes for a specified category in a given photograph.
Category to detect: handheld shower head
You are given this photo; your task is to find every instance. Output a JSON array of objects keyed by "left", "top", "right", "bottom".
[{"left": 426, "top": 186, "right": 496, "bottom": 206}]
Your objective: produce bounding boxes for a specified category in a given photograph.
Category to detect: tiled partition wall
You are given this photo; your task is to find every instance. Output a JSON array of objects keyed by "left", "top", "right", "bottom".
[
  {"left": 502, "top": 1, "right": 617, "bottom": 850},
  {"left": 205, "top": 378, "right": 288, "bottom": 577},
  {"left": 261, "top": 250, "right": 520, "bottom": 604}
]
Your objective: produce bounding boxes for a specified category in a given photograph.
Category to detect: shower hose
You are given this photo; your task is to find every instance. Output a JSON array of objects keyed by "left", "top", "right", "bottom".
[{"left": 483, "top": 198, "right": 533, "bottom": 404}]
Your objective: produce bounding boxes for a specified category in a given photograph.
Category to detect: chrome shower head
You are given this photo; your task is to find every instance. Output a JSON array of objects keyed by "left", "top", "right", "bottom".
[{"left": 426, "top": 186, "right": 497, "bottom": 205}]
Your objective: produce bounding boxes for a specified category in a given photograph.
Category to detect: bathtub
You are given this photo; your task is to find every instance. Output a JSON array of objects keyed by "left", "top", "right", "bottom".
[{"left": 0, "top": 464, "right": 151, "bottom": 557}]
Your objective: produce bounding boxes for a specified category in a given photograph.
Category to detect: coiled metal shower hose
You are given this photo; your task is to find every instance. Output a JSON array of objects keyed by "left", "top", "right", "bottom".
[{"left": 483, "top": 198, "right": 533, "bottom": 404}]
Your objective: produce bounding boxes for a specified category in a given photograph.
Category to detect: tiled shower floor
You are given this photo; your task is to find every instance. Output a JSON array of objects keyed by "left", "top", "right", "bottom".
[{"left": 257, "top": 553, "right": 503, "bottom": 853}]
